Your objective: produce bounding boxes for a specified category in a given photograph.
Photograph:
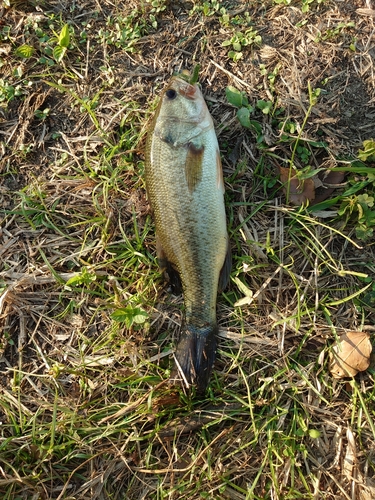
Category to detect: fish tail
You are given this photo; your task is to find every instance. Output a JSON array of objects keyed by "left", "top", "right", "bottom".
[{"left": 172, "top": 324, "right": 217, "bottom": 393}]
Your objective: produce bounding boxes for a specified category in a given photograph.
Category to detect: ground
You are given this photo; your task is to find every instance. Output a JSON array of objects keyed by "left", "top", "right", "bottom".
[{"left": 1, "top": 0, "right": 375, "bottom": 499}]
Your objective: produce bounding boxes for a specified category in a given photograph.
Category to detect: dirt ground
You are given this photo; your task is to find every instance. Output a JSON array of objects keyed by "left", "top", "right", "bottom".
[{"left": 1, "top": 0, "right": 375, "bottom": 499}]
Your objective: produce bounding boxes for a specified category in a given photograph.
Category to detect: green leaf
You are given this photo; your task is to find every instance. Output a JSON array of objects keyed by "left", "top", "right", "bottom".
[
  {"left": 330, "top": 162, "right": 375, "bottom": 174},
  {"left": 225, "top": 86, "right": 244, "bottom": 108},
  {"left": 309, "top": 197, "right": 340, "bottom": 212},
  {"left": 356, "top": 225, "right": 373, "bottom": 241},
  {"left": 111, "top": 306, "right": 148, "bottom": 328},
  {"left": 309, "top": 429, "right": 321, "bottom": 439},
  {"left": 228, "top": 50, "right": 242, "bottom": 61},
  {"left": 250, "top": 120, "right": 263, "bottom": 136},
  {"left": 190, "top": 64, "right": 200, "bottom": 85},
  {"left": 236, "top": 107, "right": 251, "bottom": 128},
  {"left": 358, "top": 193, "right": 374, "bottom": 208},
  {"left": 65, "top": 268, "right": 96, "bottom": 286},
  {"left": 308, "top": 140, "right": 328, "bottom": 148},
  {"left": 342, "top": 180, "right": 370, "bottom": 196},
  {"left": 58, "top": 24, "right": 70, "bottom": 48},
  {"left": 234, "top": 277, "right": 253, "bottom": 297},
  {"left": 257, "top": 99, "right": 272, "bottom": 114},
  {"left": 358, "top": 139, "right": 375, "bottom": 162},
  {"left": 111, "top": 307, "right": 129, "bottom": 321},
  {"left": 132, "top": 310, "right": 149, "bottom": 324},
  {"left": 232, "top": 41, "right": 242, "bottom": 51},
  {"left": 15, "top": 44, "right": 35, "bottom": 59},
  {"left": 221, "top": 40, "right": 232, "bottom": 47},
  {"left": 233, "top": 277, "right": 254, "bottom": 307},
  {"left": 53, "top": 45, "right": 67, "bottom": 62}
]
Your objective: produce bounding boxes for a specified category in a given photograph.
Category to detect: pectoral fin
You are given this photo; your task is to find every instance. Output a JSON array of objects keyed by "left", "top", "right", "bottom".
[{"left": 185, "top": 142, "right": 204, "bottom": 193}]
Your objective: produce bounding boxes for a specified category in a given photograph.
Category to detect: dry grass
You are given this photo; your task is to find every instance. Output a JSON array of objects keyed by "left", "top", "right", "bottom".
[{"left": 1, "top": 0, "right": 375, "bottom": 499}]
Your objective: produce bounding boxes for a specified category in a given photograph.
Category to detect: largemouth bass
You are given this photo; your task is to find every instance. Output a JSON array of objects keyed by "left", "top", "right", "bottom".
[{"left": 145, "top": 72, "right": 231, "bottom": 392}]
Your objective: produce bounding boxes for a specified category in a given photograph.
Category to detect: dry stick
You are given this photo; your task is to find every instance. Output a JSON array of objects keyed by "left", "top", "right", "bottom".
[
  {"left": 209, "top": 59, "right": 253, "bottom": 89},
  {"left": 0, "top": 287, "right": 10, "bottom": 315},
  {"left": 172, "top": 355, "right": 190, "bottom": 389},
  {"left": 247, "top": 265, "right": 282, "bottom": 306}
]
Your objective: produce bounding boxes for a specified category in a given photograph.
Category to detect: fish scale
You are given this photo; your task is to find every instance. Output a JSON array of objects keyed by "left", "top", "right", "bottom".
[{"left": 145, "top": 73, "right": 230, "bottom": 392}]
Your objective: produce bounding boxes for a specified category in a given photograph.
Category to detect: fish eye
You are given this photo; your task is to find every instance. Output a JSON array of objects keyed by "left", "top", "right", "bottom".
[{"left": 165, "top": 89, "right": 177, "bottom": 100}]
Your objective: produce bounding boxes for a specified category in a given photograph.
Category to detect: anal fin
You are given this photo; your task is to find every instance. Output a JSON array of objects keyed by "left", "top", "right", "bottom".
[{"left": 218, "top": 238, "right": 232, "bottom": 293}]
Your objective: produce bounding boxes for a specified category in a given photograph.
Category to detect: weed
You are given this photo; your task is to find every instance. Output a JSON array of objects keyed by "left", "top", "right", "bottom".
[
  {"left": 257, "top": 99, "right": 273, "bottom": 115},
  {"left": 225, "top": 86, "right": 262, "bottom": 137},
  {"left": 301, "top": 0, "right": 326, "bottom": 12},
  {"left": 307, "top": 145, "right": 375, "bottom": 240},
  {"left": 189, "top": 0, "right": 223, "bottom": 17},
  {"left": 14, "top": 43, "right": 35, "bottom": 58},
  {"left": 51, "top": 23, "right": 71, "bottom": 62},
  {"left": 316, "top": 21, "right": 356, "bottom": 42},
  {"left": 222, "top": 28, "right": 262, "bottom": 61},
  {"left": 111, "top": 306, "right": 149, "bottom": 329},
  {"left": 0, "top": 79, "right": 22, "bottom": 107},
  {"left": 97, "top": 11, "right": 149, "bottom": 51},
  {"left": 28, "top": 20, "right": 74, "bottom": 65},
  {"left": 273, "top": 0, "right": 326, "bottom": 11},
  {"left": 146, "top": 0, "right": 167, "bottom": 28},
  {"left": 225, "top": 84, "right": 323, "bottom": 177},
  {"left": 358, "top": 139, "right": 375, "bottom": 162},
  {"left": 34, "top": 107, "right": 50, "bottom": 120},
  {"left": 338, "top": 193, "right": 375, "bottom": 240}
]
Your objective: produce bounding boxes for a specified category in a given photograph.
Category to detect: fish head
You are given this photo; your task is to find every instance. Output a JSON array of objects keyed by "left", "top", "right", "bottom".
[{"left": 157, "top": 76, "right": 208, "bottom": 125}]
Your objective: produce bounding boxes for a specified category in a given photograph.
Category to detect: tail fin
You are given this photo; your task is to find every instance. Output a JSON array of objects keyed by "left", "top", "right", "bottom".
[{"left": 172, "top": 324, "right": 217, "bottom": 393}]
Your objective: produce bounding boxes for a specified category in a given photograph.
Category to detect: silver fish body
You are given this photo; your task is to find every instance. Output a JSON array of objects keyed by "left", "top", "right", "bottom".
[{"left": 145, "top": 75, "right": 230, "bottom": 392}]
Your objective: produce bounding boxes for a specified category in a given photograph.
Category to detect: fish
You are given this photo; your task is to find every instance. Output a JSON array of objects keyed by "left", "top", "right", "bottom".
[{"left": 145, "top": 71, "right": 231, "bottom": 393}]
